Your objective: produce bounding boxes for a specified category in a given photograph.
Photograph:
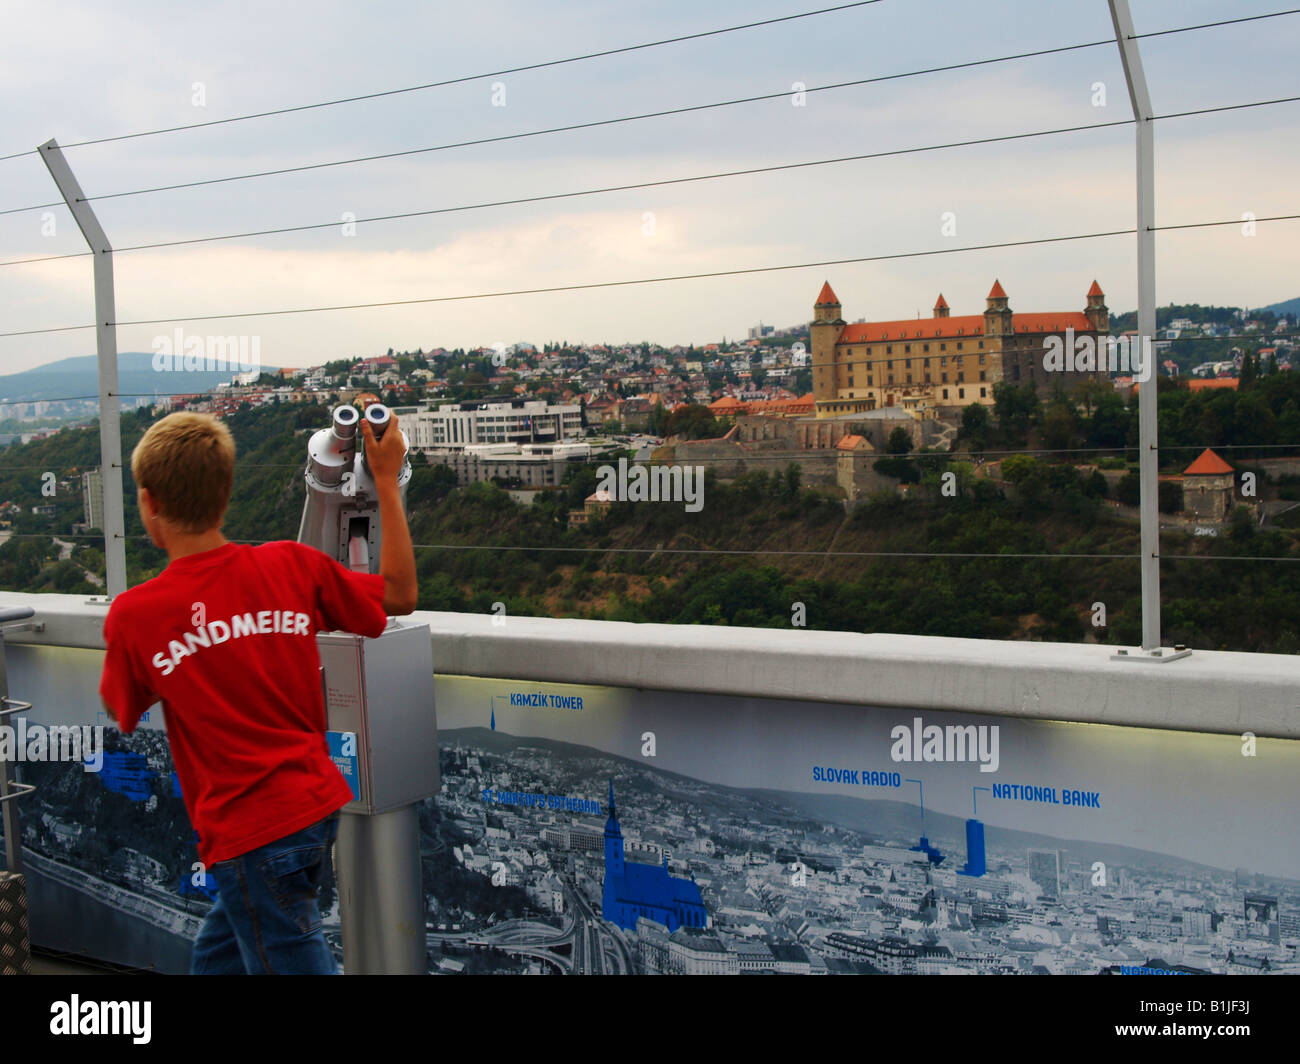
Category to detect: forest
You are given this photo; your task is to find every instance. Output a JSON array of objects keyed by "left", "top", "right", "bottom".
[{"left": 0, "top": 377, "right": 1298, "bottom": 654}]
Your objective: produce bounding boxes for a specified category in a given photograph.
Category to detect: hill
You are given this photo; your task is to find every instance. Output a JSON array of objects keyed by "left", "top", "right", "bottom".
[
  {"left": 1257, "top": 297, "right": 1300, "bottom": 317},
  {"left": 0, "top": 353, "right": 279, "bottom": 406},
  {"left": 0, "top": 393, "right": 1298, "bottom": 653}
]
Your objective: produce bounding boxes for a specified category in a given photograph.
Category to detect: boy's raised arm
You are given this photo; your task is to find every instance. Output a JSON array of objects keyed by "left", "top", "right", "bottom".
[{"left": 361, "top": 416, "right": 418, "bottom": 616}]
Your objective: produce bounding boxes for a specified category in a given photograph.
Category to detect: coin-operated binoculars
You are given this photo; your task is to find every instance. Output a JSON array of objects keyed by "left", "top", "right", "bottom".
[{"left": 298, "top": 403, "right": 438, "bottom": 975}]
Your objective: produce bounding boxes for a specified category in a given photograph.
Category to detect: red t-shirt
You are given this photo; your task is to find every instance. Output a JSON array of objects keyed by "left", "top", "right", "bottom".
[{"left": 98, "top": 540, "right": 388, "bottom": 865}]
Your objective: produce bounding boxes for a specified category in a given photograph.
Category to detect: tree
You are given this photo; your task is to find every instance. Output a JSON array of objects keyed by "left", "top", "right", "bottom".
[
  {"left": 648, "top": 400, "right": 669, "bottom": 437},
  {"left": 1000, "top": 454, "right": 1038, "bottom": 484},
  {"left": 1229, "top": 504, "right": 1255, "bottom": 541},
  {"left": 885, "top": 427, "right": 913, "bottom": 455},
  {"left": 992, "top": 382, "right": 1040, "bottom": 441},
  {"left": 1116, "top": 471, "right": 1140, "bottom": 507},
  {"left": 1085, "top": 469, "right": 1108, "bottom": 498},
  {"left": 959, "top": 403, "right": 990, "bottom": 446},
  {"left": 1240, "top": 352, "right": 1258, "bottom": 389},
  {"left": 664, "top": 405, "right": 724, "bottom": 441},
  {"left": 1158, "top": 479, "right": 1182, "bottom": 514},
  {"left": 782, "top": 464, "right": 802, "bottom": 501},
  {"left": 1088, "top": 392, "right": 1130, "bottom": 449},
  {"left": 1071, "top": 377, "right": 1112, "bottom": 419},
  {"left": 1040, "top": 402, "right": 1079, "bottom": 452}
]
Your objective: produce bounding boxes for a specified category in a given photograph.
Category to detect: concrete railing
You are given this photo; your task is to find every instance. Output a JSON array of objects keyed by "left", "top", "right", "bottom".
[{"left": 0, "top": 591, "right": 1297, "bottom": 739}]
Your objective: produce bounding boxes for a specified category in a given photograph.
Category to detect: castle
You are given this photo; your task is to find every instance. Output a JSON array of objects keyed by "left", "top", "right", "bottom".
[{"left": 810, "top": 280, "right": 1110, "bottom": 418}]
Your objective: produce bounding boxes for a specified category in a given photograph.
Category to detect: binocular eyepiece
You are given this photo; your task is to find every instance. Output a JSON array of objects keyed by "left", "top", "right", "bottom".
[
  {"left": 298, "top": 403, "right": 412, "bottom": 572},
  {"left": 312, "top": 402, "right": 401, "bottom": 483},
  {"left": 327, "top": 403, "right": 393, "bottom": 453},
  {"left": 332, "top": 403, "right": 359, "bottom": 443},
  {"left": 363, "top": 404, "right": 392, "bottom": 440}
]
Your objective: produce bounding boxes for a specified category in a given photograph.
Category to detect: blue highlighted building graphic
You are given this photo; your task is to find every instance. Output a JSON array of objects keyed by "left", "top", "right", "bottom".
[
  {"left": 910, "top": 835, "right": 945, "bottom": 866},
  {"left": 959, "top": 818, "right": 987, "bottom": 877},
  {"left": 178, "top": 870, "right": 218, "bottom": 900},
  {"left": 601, "top": 779, "right": 707, "bottom": 932},
  {"left": 98, "top": 751, "right": 155, "bottom": 802}
]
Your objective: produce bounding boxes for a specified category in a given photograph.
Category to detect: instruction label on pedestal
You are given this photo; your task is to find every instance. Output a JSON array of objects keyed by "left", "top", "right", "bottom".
[{"left": 327, "top": 730, "right": 360, "bottom": 802}]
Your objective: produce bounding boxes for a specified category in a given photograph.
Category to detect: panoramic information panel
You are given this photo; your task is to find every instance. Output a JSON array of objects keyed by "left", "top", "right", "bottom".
[{"left": 12, "top": 663, "right": 1297, "bottom": 976}]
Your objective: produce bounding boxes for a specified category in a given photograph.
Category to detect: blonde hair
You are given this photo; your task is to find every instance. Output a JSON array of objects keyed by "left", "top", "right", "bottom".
[{"left": 130, "top": 412, "right": 235, "bottom": 532}]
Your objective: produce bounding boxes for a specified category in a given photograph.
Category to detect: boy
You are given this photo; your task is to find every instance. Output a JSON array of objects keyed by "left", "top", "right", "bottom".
[{"left": 98, "top": 410, "right": 417, "bottom": 974}]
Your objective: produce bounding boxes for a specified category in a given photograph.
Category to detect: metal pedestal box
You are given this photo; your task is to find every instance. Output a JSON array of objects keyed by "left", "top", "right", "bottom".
[{"left": 318, "top": 620, "right": 439, "bottom": 814}]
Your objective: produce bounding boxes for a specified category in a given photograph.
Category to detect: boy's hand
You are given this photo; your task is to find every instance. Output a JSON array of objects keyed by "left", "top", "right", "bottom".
[
  {"left": 362, "top": 411, "right": 418, "bottom": 614},
  {"left": 361, "top": 414, "right": 405, "bottom": 485}
]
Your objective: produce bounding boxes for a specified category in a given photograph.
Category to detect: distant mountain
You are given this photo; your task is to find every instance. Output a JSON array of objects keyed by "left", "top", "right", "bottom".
[
  {"left": 0, "top": 353, "right": 278, "bottom": 405},
  {"left": 1256, "top": 297, "right": 1300, "bottom": 317}
]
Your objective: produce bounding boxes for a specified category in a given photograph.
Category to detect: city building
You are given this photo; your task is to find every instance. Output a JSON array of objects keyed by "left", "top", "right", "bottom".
[
  {"left": 1028, "top": 848, "right": 1062, "bottom": 900},
  {"left": 568, "top": 489, "right": 613, "bottom": 526},
  {"left": 822, "top": 934, "right": 916, "bottom": 974},
  {"left": 809, "top": 280, "right": 1110, "bottom": 418},
  {"left": 1243, "top": 893, "right": 1280, "bottom": 943},
  {"left": 664, "top": 929, "right": 737, "bottom": 974},
  {"left": 401, "top": 398, "right": 582, "bottom": 451},
  {"left": 430, "top": 441, "right": 592, "bottom": 488},
  {"left": 732, "top": 939, "right": 776, "bottom": 972},
  {"left": 768, "top": 941, "right": 813, "bottom": 975},
  {"left": 540, "top": 823, "right": 605, "bottom": 853},
  {"left": 81, "top": 467, "right": 104, "bottom": 531},
  {"left": 635, "top": 917, "right": 672, "bottom": 973}
]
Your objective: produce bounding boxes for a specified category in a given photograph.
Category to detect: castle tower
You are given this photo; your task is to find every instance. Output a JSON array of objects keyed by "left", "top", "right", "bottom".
[
  {"left": 933, "top": 293, "right": 950, "bottom": 318},
  {"left": 604, "top": 777, "right": 624, "bottom": 880},
  {"left": 811, "top": 280, "right": 845, "bottom": 404},
  {"left": 1084, "top": 279, "right": 1109, "bottom": 333},
  {"left": 983, "top": 280, "right": 1012, "bottom": 338}
]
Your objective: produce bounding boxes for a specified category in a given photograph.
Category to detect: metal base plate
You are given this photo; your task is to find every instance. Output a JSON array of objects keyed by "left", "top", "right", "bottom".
[{"left": 1110, "top": 647, "right": 1193, "bottom": 664}]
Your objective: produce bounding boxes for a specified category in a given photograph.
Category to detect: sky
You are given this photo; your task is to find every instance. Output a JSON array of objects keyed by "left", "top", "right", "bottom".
[{"left": 1, "top": 0, "right": 1296, "bottom": 374}]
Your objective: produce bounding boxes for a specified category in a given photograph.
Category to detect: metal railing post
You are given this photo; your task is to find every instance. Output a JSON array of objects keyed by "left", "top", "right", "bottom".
[
  {"left": 1108, "top": 1, "right": 1187, "bottom": 663},
  {"left": 0, "top": 607, "right": 38, "bottom": 875},
  {"left": 37, "top": 140, "right": 128, "bottom": 599}
]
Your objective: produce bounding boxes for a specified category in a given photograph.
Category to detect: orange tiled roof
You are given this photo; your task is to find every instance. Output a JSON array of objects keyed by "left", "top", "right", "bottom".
[
  {"left": 837, "top": 309, "right": 1092, "bottom": 343},
  {"left": 1183, "top": 448, "right": 1234, "bottom": 476},
  {"left": 749, "top": 395, "right": 815, "bottom": 414},
  {"left": 988, "top": 280, "right": 1007, "bottom": 299},
  {"left": 1013, "top": 312, "right": 1093, "bottom": 333},
  {"left": 836, "top": 434, "right": 867, "bottom": 450},
  {"left": 1134, "top": 377, "right": 1239, "bottom": 395},
  {"left": 839, "top": 315, "right": 984, "bottom": 342},
  {"left": 816, "top": 281, "right": 840, "bottom": 306},
  {"left": 1087, "top": 279, "right": 1104, "bottom": 297},
  {"left": 934, "top": 293, "right": 948, "bottom": 309}
]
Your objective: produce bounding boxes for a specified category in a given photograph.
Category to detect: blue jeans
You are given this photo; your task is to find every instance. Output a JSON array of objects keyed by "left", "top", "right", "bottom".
[{"left": 190, "top": 814, "right": 340, "bottom": 975}]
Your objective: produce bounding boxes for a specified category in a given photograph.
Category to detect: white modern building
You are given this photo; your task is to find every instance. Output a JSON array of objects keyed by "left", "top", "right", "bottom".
[
  {"left": 400, "top": 399, "right": 582, "bottom": 451},
  {"left": 81, "top": 468, "right": 104, "bottom": 531}
]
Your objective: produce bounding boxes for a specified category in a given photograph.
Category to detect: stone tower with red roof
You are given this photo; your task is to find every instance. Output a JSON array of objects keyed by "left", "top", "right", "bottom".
[
  {"left": 1182, "top": 448, "right": 1235, "bottom": 521},
  {"left": 810, "top": 280, "right": 845, "bottom": 408}
]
